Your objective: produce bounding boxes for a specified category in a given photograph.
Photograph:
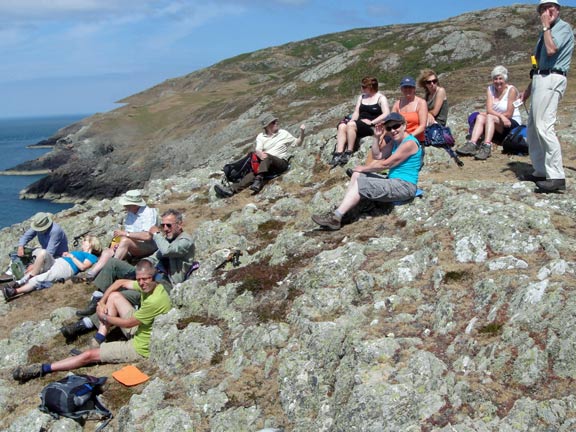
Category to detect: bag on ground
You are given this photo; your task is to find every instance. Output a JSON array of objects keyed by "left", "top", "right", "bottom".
[
  {"left": 223, "top": 153, "right": 253, "bottom": 183},
  {"left": 502, "top": 124, "right": 528, "bottom": 155},
  {"left": 424, "top": 124, "right": 455, "bottom": 148},
  {"left": 39, "top": 374, "right": 112, "bottom": 429}
]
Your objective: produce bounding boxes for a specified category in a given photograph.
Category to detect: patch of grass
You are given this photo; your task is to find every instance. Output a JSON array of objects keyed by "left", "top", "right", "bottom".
[
  {"left": 478, "top": 322, "right": 504, "bottom": 335},
  {"left": 177, "top": 315, "right": 226, "bottom": 330},
  {"left": 258, "top": 220, "right": 286, "bottom": 241}
]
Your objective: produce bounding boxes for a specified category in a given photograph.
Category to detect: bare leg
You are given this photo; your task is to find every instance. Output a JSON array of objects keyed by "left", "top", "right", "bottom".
[
  {"left": 50, "top": 348, "right": 101, "bottom": 372},
  {"left": 336, "top": 172, "right": 362, "bottom": 215},
  {"left": 97, "top": 292, "right": 135, "bottom": 338},
  {"left": 470, "top": 113, "right": 487, "bottom": 143},
  {"left": 484, "top": 114, "right": 500, "bottom": 143},
  {"left": 345, "top": 122, "right": 358, "bottom": 152},
  {"left": 335, "top": 123, "right": 348, "bottom": 153}
]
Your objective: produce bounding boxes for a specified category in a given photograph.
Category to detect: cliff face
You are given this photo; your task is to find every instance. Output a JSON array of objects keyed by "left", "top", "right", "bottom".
[
  {"left": 15, "top": 4, "right": 576, "bottom": 201},
  {"left": 2, "top": 5, "right": 576, "bottom": 432}
]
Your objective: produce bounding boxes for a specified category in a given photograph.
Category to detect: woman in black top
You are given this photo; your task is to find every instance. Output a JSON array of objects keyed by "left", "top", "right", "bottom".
[{"left": 332, "top": 76, "right": 389, "bottom": 166}]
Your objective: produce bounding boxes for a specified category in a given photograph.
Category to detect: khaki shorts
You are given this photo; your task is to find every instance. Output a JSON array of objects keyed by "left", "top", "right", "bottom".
[{"left": 99, "top": 340, "right": 143, "bottom": 363}]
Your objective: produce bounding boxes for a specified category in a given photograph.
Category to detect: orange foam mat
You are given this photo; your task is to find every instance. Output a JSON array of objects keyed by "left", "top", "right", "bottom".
[{"left": 111, "top": 365, "right": 150, "bottom": 386}]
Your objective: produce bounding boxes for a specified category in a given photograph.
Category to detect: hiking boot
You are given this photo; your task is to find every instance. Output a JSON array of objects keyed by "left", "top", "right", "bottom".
[
  {"left": 61, "top": 320, "right": 91, "bottom": 342},
  {"left": 330, "top": 152, "right": 342, "bottom": 166},
  {"left": 535, "top": 179, "right": 566, "bottom": 193},
  {"left": 72, "top": 271, "right": 94, "bottom": 283},
  {"left": 13, "top": 363, "right": 43, "bottom": 383},
  {"left": 214, "top": 184, "right": 234, "bottom": 198},
  {"left": 2, "top": 284, "right": 17, "bottom": 301},
  {"left": 311, "top": 212, "right": 342, "bottom": 231},
  {"left": 521, "top": 173, "right": 546, "bottom": 182},
  {"left": 456, "top": 141, "right": 479, "bottom": 156},
  {"left": 75, "top": 295, "right": 100, "bottom": 317},
  {"left": 339, "top": 151, "right": 353, "bottom": 166},
  {"left": 249, "top": 176, "right": 265, "bottom": 193},
  {"left": 474, "top": 143, "right": 492, "bottom": 160}
]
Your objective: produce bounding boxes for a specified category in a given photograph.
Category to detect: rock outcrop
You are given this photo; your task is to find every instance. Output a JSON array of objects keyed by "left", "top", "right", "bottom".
[{"left": 1, "top": 5, "right": 576, "bottom": 432}]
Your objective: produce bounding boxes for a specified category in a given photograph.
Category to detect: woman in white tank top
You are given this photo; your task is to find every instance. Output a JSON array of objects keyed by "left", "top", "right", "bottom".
[{"left": 456, "top": 65, "right": 522, "bottom": 160}]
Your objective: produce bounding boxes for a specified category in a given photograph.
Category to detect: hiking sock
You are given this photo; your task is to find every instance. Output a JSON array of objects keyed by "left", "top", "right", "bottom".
[
  {"left": 94, "top": 332, "right": 106, "bottom": 344},
  {"left": 41, "top": 364, "right": 52, "bottom": 375},
  {"left": 82, "top": 317, "right": 95, "bottom": 329},
  {"left": 17, "top": 274, "right": 31, "bottom": 285},
  {"left": 334, "top": 210, "right": 344, "bottom": 220}
]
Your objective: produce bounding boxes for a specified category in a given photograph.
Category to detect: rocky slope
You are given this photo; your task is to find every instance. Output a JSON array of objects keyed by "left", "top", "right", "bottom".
[
  {"left": 11, "top": 4, "right": 576, "bottom": 202},
  {"left": 1, "top": 5, "right": 576, "bottom": 432}
]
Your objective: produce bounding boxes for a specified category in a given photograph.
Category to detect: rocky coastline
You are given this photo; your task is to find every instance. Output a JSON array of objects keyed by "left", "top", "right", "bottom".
[{"left": 1, "top": 5, "right": 576, "bottom": 431}]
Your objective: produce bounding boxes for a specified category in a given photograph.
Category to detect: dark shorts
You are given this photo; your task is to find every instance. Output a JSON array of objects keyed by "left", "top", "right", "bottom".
[
  {"left": 494, "top": 119, "right": 520, "bottom": 143},
  {"left": 354, "top": 120, "right": 375, "bottom": 139}
]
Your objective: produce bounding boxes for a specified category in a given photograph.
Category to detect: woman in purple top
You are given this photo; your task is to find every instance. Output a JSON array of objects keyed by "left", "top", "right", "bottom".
[{"left": 3, "top": 235, "right": 102, "bottom": 301}]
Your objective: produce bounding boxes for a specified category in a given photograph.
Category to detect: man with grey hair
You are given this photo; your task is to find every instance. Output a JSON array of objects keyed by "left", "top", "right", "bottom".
[
  {"left": 69, "top": 208, "right": 194, "bottom": 326},
  {"left": 521, "top": 0, "right": 574, "bottom": 192},
  {"left": 214, "top": 113, "right": 305, "bottom": 197}
]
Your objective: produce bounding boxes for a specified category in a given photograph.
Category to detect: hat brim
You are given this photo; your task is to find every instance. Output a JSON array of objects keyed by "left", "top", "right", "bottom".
[
  {"left": 119, "top": 198, "right": 146, "bottom": 206},
  {"left": 31, "top": 220, "right": 53, "bottom": 231}
]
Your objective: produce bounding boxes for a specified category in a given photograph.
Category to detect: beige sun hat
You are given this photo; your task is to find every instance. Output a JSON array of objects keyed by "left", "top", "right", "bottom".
[
  {"left": 119, "top": 190, "right": 146, "bottom": 207},
  {"left": 30, "top": 212, "right": 53, "bottom": 232},
  {"left": 259, "top": 113, "right": 278, "bottom": 128}
]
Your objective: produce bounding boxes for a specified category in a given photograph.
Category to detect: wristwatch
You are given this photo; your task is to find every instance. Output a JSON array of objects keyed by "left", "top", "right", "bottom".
[{"left": 542, "top": 26, "right": 549, "bottom": 32}]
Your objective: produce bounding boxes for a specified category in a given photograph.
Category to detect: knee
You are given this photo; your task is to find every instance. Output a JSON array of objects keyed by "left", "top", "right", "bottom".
[
  {"left": 346, "top": 122, "right": 357, "bottom": 132},
  {"left": 107, "top": 291, "right": 124, "bottom": 303},
  {"left": 101, "top": 248, "right": 114, "bottom": 259}
]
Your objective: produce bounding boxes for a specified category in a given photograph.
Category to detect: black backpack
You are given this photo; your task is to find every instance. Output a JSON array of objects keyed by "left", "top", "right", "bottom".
[
  {"left": 502, "top": 125, "right": 529, "bottom": 155},
  {"left": 39, "top": 374, "right": 112, "bottom": 431},
  {"left": 223, "top": 153, "right": 253, "bottom": 183}
]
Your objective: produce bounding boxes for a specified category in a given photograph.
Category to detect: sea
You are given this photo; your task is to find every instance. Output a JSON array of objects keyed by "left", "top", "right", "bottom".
[{"left": 0, "top": 115, "right": 86, "bottom": 229}]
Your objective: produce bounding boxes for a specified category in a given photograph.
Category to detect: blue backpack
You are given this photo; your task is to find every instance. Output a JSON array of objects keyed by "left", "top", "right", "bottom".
[
  {"left": 502, "top": 125, "right": 528, "bottom": 155},
  {"left": 39, "top": 374, "right": 112, "bottom": 431}
]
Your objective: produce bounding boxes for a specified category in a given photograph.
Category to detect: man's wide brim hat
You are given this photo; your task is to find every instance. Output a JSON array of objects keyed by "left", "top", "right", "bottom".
[
  {"left": 31, "top": 212, "right": 53, "bottom": 232},
  {"left": 259, "top": 113, "right": 278, "bottom": 128},
  {"left": 119, "top": 190, "right": 146, "bottom": 207}
]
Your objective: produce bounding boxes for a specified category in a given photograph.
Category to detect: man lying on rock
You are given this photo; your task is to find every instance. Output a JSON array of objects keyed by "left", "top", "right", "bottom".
[
  {"left": 62, "top": 208, "right": 194, "bottom": 343},
  {"left": 311, "top": 112, "right": 422, "bottom": 231},
  {"left": 214, "top": 112, "right": 305, "bottom": 197},
  {"left": 12, "top": 259, "right": 171, "bottom": 383},
  {"left": 73, "top": 190, "right": 159, "bottom": 283}
]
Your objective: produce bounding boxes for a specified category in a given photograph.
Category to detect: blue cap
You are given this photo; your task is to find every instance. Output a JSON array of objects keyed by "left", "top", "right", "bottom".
[
  {"left": 400, "top": 76, "right": 416, "bottom": 88},
  {"left": 383, "top": 112, "right": 405, "bottom": 125}
]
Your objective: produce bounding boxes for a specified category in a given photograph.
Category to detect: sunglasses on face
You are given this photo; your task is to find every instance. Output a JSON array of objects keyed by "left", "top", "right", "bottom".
[
  {"left": 385, "top": 123, "right": 403, "bottom": 132},
  {"left": 160, "top": 223, "right": 173, "bottom": 228},
  {"left": 425, "top": 79, "right": 438, "bottom": 84}
]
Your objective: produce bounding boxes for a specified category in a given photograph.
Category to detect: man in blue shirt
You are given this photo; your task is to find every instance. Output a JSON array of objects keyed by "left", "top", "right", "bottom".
[
  {"left": 14, "top": 212, "right": 69, "bottom": 285},
  {"left": 521, "top": 0, "right": 574, "bottom": 192}
]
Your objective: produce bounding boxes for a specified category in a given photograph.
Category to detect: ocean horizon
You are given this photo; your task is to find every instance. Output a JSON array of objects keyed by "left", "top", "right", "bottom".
[{"left": 0, "top": 115, "right": 88, "bottom": 229}]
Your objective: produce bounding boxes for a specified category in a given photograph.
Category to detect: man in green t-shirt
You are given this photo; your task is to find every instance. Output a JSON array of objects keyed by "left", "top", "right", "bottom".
[{"left": 12, "top": 260, "right": 171, "bottom": 383}]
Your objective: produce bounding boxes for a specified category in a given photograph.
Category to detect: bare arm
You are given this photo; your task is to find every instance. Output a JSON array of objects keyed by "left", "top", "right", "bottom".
[
  {"left": 350, "top": 96, "right": 362, "bottom": 121},
  {"left": 541, "top": 10, "right": 558, "bottom": 55},
  {"left": 429, "top": 87, "right": 446, "bottom": 118},
  {"left": 293, "top": 125, "right": 306, "bottom": 146}
]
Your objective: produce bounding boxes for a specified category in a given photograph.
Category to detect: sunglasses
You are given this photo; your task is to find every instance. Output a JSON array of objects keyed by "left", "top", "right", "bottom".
[
  {"left": 425, "top": 79, "right": 438, "bottom": 84},
  {"left": 385, "top": 123, "right": 403, "bottom": 132},
  {"left": 160, "top": 223, "right": 173, "bottom": 228}
]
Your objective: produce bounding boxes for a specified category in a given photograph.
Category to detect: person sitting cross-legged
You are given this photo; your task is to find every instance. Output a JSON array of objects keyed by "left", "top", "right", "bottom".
[
  {"left": 311, "top": 112, "right": 422, "bottom": 231},
  {"left": 12, "top": 259, "right": 171, "bottom": 383}
]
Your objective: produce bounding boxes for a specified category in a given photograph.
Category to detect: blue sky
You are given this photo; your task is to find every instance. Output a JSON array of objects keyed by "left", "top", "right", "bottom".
[{"left": 1, "top": 0, "right": 574, "bottom": 118}]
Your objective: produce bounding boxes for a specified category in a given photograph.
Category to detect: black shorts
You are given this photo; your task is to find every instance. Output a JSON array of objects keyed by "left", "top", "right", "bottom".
[
  {"left": 354, "top": 120, "right": 375, "bottom": 139},
  {"left": 494, "top": 119, "right": 520, "bottom": 143}
]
